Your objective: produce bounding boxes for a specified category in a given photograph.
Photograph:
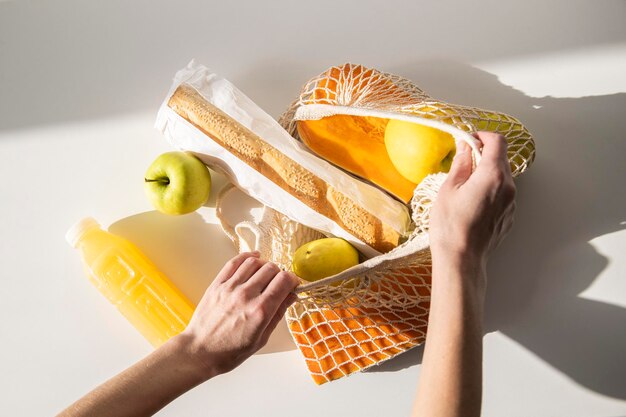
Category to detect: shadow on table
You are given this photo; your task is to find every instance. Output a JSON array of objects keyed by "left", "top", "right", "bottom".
[{"left": 348, "top": 60, "right": 626, "bottom": 399}]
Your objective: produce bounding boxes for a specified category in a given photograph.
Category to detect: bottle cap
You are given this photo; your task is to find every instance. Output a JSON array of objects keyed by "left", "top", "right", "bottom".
[{"left": 66, "top": 217, "right": 101, "bottom": 248}]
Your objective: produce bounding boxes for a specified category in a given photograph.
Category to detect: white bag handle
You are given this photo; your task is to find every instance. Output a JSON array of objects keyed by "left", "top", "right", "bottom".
[
  {"left": 215, "top": 183, "right": 272, "bottom": 258},
  {"left": 234, "top": 221, "right": 262, "bottom": 253}
]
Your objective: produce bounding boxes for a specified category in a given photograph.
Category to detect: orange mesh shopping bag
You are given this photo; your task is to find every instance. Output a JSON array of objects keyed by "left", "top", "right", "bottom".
[{"left": 214, "top": 63, "right": 535, "bottom": 384}]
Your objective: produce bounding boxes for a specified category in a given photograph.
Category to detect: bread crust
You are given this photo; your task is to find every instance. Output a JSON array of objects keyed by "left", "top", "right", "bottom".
[{"left": 168, "top": 84, "right": 400, "bottom": 253}]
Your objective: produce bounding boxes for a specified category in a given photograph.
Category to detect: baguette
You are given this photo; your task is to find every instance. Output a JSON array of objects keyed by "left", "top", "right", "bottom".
[{"left": 167, "top": 84, "right": 401, "bottom": 253}]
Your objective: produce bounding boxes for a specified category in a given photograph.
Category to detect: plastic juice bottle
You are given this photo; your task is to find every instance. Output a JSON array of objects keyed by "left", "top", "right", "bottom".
[{"left": 66, "top": 217, "right": 195, "bottom": 347}]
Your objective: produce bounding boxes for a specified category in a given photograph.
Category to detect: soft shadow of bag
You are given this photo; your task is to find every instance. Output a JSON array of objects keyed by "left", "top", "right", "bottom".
[{"left": 216, "top": 63, "right": 535, "bottom": 384}]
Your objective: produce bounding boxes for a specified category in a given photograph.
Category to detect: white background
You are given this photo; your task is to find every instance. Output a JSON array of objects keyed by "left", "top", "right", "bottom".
[{"left": 1, "top": 1, "right": 625, "bottom": 416}]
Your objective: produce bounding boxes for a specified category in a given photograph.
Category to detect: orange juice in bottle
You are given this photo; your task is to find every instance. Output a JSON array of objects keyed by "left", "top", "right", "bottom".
[{"left": 66, "top": 217, "right": 195, "bottom": 347}]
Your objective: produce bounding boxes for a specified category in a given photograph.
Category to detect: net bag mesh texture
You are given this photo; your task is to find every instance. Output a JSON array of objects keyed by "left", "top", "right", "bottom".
[{"left": 217, "top": 63, "right": 535, "bottom": 384}]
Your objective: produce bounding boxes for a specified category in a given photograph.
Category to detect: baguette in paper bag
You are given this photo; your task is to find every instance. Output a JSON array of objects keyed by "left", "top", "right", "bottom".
[{"left": 155, "top": 63, "right": 411, "bottom": 257}]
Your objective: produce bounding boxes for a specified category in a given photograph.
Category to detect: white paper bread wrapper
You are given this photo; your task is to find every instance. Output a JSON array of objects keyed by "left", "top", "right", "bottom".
[{"left": 155, "top": 61, "right": 411, "bottom": 258}]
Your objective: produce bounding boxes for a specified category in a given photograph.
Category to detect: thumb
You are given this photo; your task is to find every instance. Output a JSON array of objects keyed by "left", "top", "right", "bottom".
[{"left": 445, "top": 141, "right": 472, "bottom": 187}]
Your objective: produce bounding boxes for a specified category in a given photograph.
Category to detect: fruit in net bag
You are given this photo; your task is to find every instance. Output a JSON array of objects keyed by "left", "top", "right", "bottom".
[
  {"left": 384, "top": 119, "right": 456, "bottom": 185},
  {"left": 296, "top": 115, "right": 418, "bottom": 202},
  {"left": 292, "top": 238, "right": 359, "bottom": 283}
]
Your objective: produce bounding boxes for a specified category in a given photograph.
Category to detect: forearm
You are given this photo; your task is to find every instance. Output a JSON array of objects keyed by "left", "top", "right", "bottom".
[
  {"left": 413, "top": 254, "right": 486, "bottom": 417},
  {"left": 58, "top": 333, "right": 214, "bottom": 417}
]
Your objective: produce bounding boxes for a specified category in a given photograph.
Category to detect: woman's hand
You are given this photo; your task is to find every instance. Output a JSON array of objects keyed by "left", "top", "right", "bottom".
[
  {"left": 58, "top": 252, "right": 299, "bottom": 417},
  {"left": 182, "top": 251, "right": 300, "bottom": 378},
  {"left": 429, "top": 132, "right": 517, "bottom": 272},
  {"left": 413, "top": 132, "right": 517, "bottom": 417}
]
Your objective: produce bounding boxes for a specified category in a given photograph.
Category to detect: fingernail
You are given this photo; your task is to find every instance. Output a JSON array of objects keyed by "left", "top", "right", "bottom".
[{"left": 251, "top": 250, "right": 260, "bottom": 256}]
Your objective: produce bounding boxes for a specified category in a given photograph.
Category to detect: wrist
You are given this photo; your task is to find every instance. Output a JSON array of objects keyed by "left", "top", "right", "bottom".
[
  {"left": 431, "top": 243, "right": 486, "bottom": 271},
  {"left": 430, "top": 249, "right": 487, "bottom": 294},
  {"left": 168, "top": 332, "right": 220, "bottom": 383}
]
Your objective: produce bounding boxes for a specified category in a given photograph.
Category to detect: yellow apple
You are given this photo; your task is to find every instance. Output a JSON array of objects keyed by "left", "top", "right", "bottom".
[
  {"left": 292, "top": 238, "right": 359, "bottom": 283},
  {"left": 384, "top": 119, "right": 456, "bottom": 185}
]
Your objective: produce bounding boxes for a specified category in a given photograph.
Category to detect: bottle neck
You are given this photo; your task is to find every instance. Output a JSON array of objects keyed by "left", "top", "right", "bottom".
[{"left": 66, "top": 217, "right": 102, "bottom": 248}]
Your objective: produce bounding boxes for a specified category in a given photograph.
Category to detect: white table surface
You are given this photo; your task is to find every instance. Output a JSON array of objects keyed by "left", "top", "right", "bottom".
[{"left": 1, "top": 1, "right": 625, "bottom": 416}]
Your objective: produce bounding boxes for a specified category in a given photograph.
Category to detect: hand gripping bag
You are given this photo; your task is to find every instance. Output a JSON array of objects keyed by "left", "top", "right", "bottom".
[{"left": 216, "top": 63, "right": 535, "bottom": 384}]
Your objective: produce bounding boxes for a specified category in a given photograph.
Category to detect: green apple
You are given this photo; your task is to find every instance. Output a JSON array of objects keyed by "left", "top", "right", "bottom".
[
  {"left": 144, "top": 151, "right": 211, "bottom": 215},
  {"left": 384, "top": 119, "right": 456, "bottom": 185}
]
